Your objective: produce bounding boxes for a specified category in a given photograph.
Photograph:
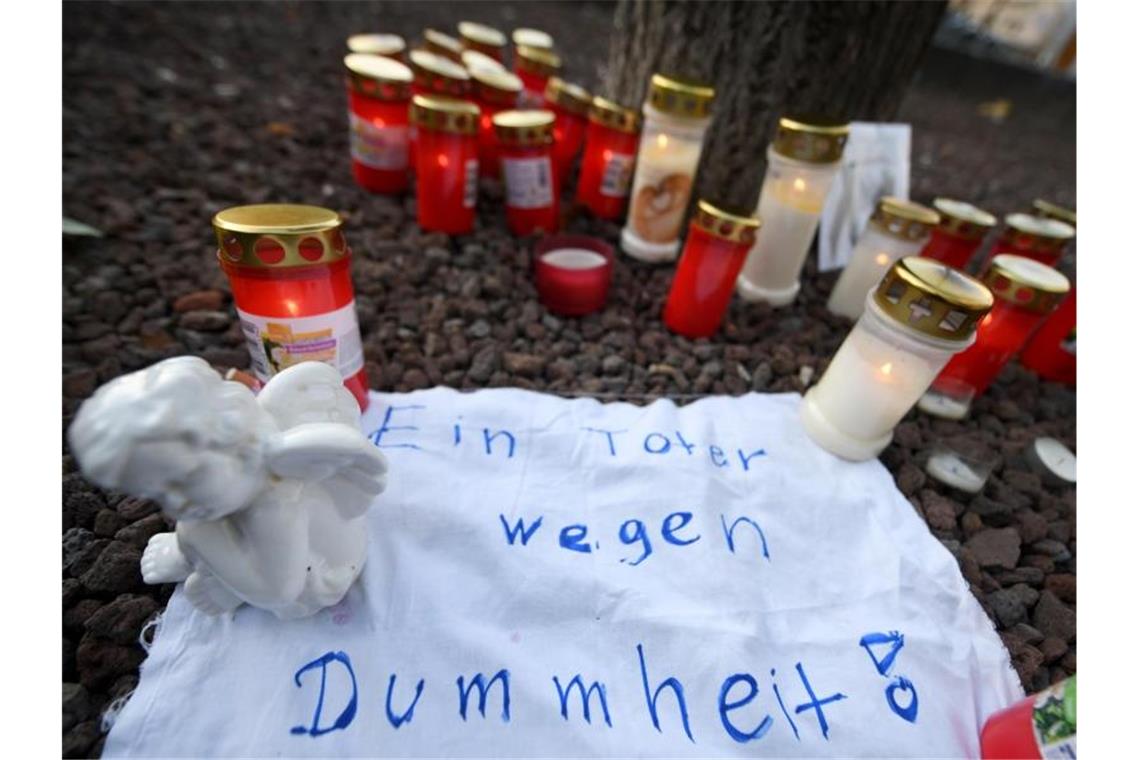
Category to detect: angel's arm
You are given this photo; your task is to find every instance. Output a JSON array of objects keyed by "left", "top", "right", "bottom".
[{"left": 265, "top": 424, "right": 388, "bottom": 520}]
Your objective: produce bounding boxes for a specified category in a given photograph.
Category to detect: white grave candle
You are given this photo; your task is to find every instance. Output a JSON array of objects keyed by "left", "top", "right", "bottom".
[{"left": 925, "top": 451, "right": 988, "bottom": 493}]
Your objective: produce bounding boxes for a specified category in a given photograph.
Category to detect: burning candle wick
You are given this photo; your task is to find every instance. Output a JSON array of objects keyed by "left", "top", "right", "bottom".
[
  {"left": 875, "top": 252, "right": 890, "bottom": 266},
  {"left": 793, "top": 177, "right": 806, "bottom": 193},
  {"left": 880, "top": 362, "right": 893, "bottom": 376},
  {"left": 656, "top": 133, "right": 669, "bottom": 150}
]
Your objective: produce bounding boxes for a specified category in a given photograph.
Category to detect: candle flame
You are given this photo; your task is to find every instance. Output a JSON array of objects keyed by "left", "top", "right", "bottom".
[
  {"left": 284, "top": 299, "right": 300, "bottom": 316},
  {"left": 880, "top": 362, "right": 893, "bottom": 376},
  {"left": 656, "top": 133, "right": 669, "bottom": 150},
  {"left": 437, "top": 153, "right": 449, "bottom": 168},
  {"left": 875, "top": 252, "right": 890, "bottom": 266},
  {"left": 793, "top": 177, "right": 806, "bottom": 192}
]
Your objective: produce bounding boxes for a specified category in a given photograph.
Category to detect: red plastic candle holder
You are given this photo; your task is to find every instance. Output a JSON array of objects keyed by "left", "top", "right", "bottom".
[
  {"left": 575, "top": 97, "right": 640, "bottom": 220},
  {"left": 543, "top": 77, "right": 592, "bottom": 187},
  {"left": 493, "top": 110, "right": 559, "bottom": 236},
  {"left": 470, "top": 68, "right": 523, "bottom": 179},
  {"left": 344, "top": 54, "right": 413, "bottom": 195},
  {"left": 213, "top": 204, "right": 370, "bottom": 411},
  {"left": 1020, "top": 287, "right": 1076, "bottom": 386},
  {"left": 514, "top": 45, "right": 561, "bottom": 107},
  {"left": 919, "top": 198, "right": 996, "bottom": 269},
  {"left": 987, "top": 213, "right": 1075, "bottom": 266},
  {"left": 411, "top": 95, "right": 480, "bottom": 234},
  {"left": 408, "top": 50, "right": 471, "bottom": 168},
  {"left": 979, "top": 677, "right": 1075, "bottom": 759},
  {"left": 930, "top": 254, "right": 1070, "bottom": 401},
  {"left": 458, "top": 21, "right": 507, "bottom": 62},
  {"left": 662, "top": 201, "right": 761, "bottom": 338},
  {"left": 534, "top": 234, "right": 614, "bottom": 316}
]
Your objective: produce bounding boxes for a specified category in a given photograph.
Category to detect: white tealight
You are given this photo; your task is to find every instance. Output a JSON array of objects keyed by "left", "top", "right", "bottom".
[
  {"left": 542, "top": 248, "right": 607, "bottom": 270},
  {"left": 917, "top": 389, "right": 972, "bottom": 420},
  {"left": 925, "top": 452, "right": 987, "bottom": 494},
  {"left": 1026, "top": 437, "right": 1076, "bottom": 485}
]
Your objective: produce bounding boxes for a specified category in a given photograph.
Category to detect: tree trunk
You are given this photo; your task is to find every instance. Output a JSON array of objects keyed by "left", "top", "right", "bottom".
[{"left": 602, "top": 0, "right": 947, "bottom": 210}]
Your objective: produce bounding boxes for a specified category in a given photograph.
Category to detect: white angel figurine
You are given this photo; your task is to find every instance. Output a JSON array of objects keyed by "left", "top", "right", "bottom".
[{"left": 68, "top": 356, "right": 388, "bottom": 619}]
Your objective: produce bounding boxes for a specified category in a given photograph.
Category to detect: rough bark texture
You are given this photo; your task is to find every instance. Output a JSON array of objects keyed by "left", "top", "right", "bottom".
[{"left": 603, "top": 0, "right": 948, "bottom": 210}]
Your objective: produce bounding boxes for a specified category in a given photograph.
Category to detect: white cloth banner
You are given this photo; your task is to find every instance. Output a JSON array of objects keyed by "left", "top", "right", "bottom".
[{"left": 104, "top": 388, "right": 1020, "bottom": 758}]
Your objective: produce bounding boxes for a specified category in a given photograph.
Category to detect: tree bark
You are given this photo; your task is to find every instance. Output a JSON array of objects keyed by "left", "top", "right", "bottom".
[{"left": 602, "top": 0, "right": 947, "bottom": 210}]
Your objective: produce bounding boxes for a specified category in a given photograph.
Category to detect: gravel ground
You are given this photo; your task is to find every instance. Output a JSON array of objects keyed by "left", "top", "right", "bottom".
[{"left": 62, "top": 2, "right": 1075, "bottom": 756}]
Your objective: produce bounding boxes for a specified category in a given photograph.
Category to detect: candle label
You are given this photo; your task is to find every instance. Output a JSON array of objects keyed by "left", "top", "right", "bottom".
[
  {"left": 599, "top": 152, "right": 634, "bottom": 198},
  {"left": 1032, "top": 677, "right": 1077, "bottom": 759},
  {"left": 348, "top": 112, "right": 409, "bottom": 170},
  {"left": 502, "top": 156, "right": 554, "bottom": 209},
  {"left": 236, "top": 301, "right": 365, "bottom": 382},
  {"left": 630, "top": 168, "right": 693, "bottom": 243},
  {"left": 463, "top": 158, "right": 478, "bottom": 208}
]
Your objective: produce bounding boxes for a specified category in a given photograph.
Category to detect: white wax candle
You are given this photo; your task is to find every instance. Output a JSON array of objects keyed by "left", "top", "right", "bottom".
[
  {"left": 541, "top": 248, "right": 607, "bottom": 270},
  {"left": 827, "top": 226, "right": 927, "bottom": 320},
  {"left": 925, "top": 452, "right": 987, "bottom": 493},
  {"left": 624, "top": 124, "right": 705, "bottom": 261},
  {"left": 1026, "top": 437, "right": 1076, "bottom": 485},
  {"left": 916, "top": 390, "right": 972, "bottom": 420}
]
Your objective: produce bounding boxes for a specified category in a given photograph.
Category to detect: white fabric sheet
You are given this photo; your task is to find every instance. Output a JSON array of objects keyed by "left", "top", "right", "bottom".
[{"left": 104, "top": 388, "right": 1020, "bottom": 758}]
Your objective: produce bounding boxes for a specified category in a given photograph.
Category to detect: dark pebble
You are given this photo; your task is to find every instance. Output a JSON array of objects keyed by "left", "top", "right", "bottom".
[{"left": 80, "top": 540, "right": 142, "bottom": 593}]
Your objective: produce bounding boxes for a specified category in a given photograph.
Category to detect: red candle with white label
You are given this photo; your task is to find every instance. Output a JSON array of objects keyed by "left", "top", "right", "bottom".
[
  {"left": 924, "top": 254, "right": 1070, "bottom": 413},
  {"left": 514, "top": 45, "right": 561, "bottom": 107},
  {"left": 663, "top": 201, "right": 761, "bottom": 338},
  {"left": 544, "top": 77, "right": 592, "bottom": 186},
  {"left": 987, "top": 213, "right": 1075, "bottom": 266},
  {"left": 492, "top": 110, "right": 558, "bottom": 235},
  {"left": 470, "top": 67, "right": 523, "bottom": 179},
  {"left": 920, "top": 198, "right": 996, "bottom": 269},
  {"left": 1020, "top": 287, "right": 1076, "bottom": 386},
  {"left": 411, "top": 95, "right": 480, "bottom": 234},
  {"left": 213, "top": 204, "right": 369, "bottom": 411},
  {"left": 343, "top": 54, "right": 413, "bottom": 195},
  {"left": 575, "top": 97, "right": 640, "bottom": 220}
]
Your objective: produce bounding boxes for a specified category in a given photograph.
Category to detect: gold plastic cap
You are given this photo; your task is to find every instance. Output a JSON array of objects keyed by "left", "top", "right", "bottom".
[
  {"left": 470, "top": 67, "right": 522, "bottom": 105},
  {"left": 692, "top": 200, "right": 760, "bottom": 245},
  {"left": 344, "top": 54, "right": 413, "bottom": 100},
  {"left": 512, "top": 28, "right": 553, "bottom": 49},
  {"left": 462, "top": 49, "right": 506, "bottom": 75},
  {"left": 871, "top": 197, "right": 940, "bottom": 242},
  {"left": 458, "top": 21, "right": 507, "bottom": 52},
  {"left": 423, "top": 28, "right": 464, "bottom": 61},
  {"left": 772, "top": 115, "right": 850, "bottom": 164},
  {"left": 647, "top": 73, "right": 715, "bottom": 120},
  {"left": 516, "top": 45, "right": 562, "bottom": 77},
  {"left": 933, "top": 198, "right": 997, "bottom": 240},
  {"left": 1032, "top": 200, "right": 1077, "bottom": 228},
  {"left": 1001, "top": 213, "right": 1076, "bottom": 254},
  {"left": 982, "top": 254, "right": 1071, "bottom": 314},
  {"left": 410, "top": 94, "right": 480, "bottom": 136},
  {"left": 346, "top": 33, "right": 406, "bottom": 58},
  {"left": 874, "top": 257, "right": 993, "bottom": 341},
  {"left": 492, "top": 109, "right": 555, "bottom": 147},
  {"left": 409, "top": 49, "right": 471, "bottom": 97},
  {"left": 588, "top": 96, "right": 640, "bottom": 134},
  {"left": 544, "top": 77, "right": 591, "bottom": 116},
  {"left": 213, "top": 204, "right": 349, "bottom": 269}
]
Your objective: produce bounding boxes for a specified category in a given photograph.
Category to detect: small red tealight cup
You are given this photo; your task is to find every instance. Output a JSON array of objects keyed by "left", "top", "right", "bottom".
[
  {"left": 543, "top": 76, "right": 592, "bottom": 186},
  {"left": 514, "top": 45, "right": 562, "bottom": 107},
  {"left": 470, "top": 67, "right": 523, "bottom": 179},
  {"left": 575, "top": 96, "right": 641, "bottom": 220},
  {"left": 346, "top": 33, "right": 406, "bottom": 62},
  {"left": 343, "top": 53, "right": 414, "bottom": 195},
  {"left": 920, "top": 197, "right": 997, "bottom": 269},
  {"left": 411, "top": 95, "right": 480, "bottom": 234},
  {"left": 986, "top": 213, "right": 1075, "bottom": 267},
  {"left": 493, "top": 109, "right": 559, "bottom": 236},
  {"left": 458, "top": 21, "right": 507, "bottom": 62},
  {"left": 663, "top": 201, "right": 761, "bottom": 338},
  {"left": 534, "top": 234, "right": 614, "bottom": 316}
]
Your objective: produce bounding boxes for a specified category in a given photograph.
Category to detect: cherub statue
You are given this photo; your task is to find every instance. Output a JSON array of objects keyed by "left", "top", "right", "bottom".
[{"left": 68, "top": 356, "right": 388, "bottom": 619}]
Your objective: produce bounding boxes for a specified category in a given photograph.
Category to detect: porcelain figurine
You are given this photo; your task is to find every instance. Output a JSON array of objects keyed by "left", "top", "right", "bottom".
[{"left": 68, "top": 356, "right": 388, "bottom": 619}]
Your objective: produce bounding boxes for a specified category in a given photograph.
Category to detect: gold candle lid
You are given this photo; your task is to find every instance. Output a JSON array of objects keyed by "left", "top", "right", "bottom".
[
  {"left": 873, "top": 257, "right": 993, "bottom": 341},
  {"left": 933, "top": 198, "right": 996, "bottom": 240},
  {"left": 462, "top": 49, "right": 506, "bottom": 75},
  {"left": 346, "top": 33, "right": 406, "bottom": 58},
  {"left": 410, "top": 94, "right": 480, "bottom": 136},
  {"left": 871, "top": 197, "right": 940, "bottom": 242},
  {"left": 470, "top": 67, "right": 522, "bottom": 105},
  {"left": 588, "top": 96, "right": 640, "bottom": 134},
  {"left": 512, "top": 28, "right": 553, "bottom": 49},
  {"left": 343, "top": 54, "right": 413, "bottom": 100},
  {"left": 516, "top": 45, "right": 562, "bottom": 77},
  {"left": 492, "top": 110, "right": 555, "bottom": 147},
  {"left": 772, "top": 115, "right": 850, "bottom": 164},
  {"left": 692, "top": 200, "right": 760, "bottom": 245},
  {"left": 544, "top": 77, "right": 591, "bottom": 116},
  {"left": 409, "top": 49, "right": 471, "bottom": 97},
  {"left": 646, "top": 73, "right": 715, "bottom": 119},
  {"left": 1032, "top": 199, "right": 1077, "bottom": 228},
  {"left": 982, "top": 254, "right": 1071, "bottom": 314},
  {"left": 423, "top": 28, "right": 464, "bottom": 61},
  {"left": 214, "top": 204, "right": 349, "bottom": 269},
  {"left": 458, "top": 21, "right": 507, "bottom": 56},
  {"left": 1000, "top": 213, "right": 1075, "bottom": 254}
]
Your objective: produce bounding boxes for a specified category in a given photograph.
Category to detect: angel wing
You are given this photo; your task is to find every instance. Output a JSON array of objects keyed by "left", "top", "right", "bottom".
[
  {"left": 265, "top": 423, "right": 388, "bottom": 519},
  {"left": 256, "top": 361, "right": 360, "bottom": 431}
]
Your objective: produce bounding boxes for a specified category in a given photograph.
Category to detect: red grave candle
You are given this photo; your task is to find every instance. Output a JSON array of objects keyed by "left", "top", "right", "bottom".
[
  {"left": 470, "top": 68, "right": 523, "bottom": 179},
  {"left": 408, "top": 50, "right": 471, "bottom": 169},
  {"left": 514, "top": 45, "right": 561, "bottom": 108},
  {"left": 492, "top": 109, "right": 559, "bottom": 236},
  {"left": 980, "top": 676, "right": 1075, "bottom": 759},
  {"left": 346, "top": 33, "right": 406, "bottom": 62},
  {"left": 411, "top": 95, "right": 480, "bottom": 235},
  {"left": 458, "top": 21, "right": 507, "bottom": 62},
  {"left": 920, "top": 198, "right": 997, "bottom": 269},
  {"left": 213, "top": 204, "right": 370, "bottom": 411},
  {"left": 543, "top": 77, "right": 592, "bottom": 187},
  {"left": 575, "top": 97, "right": 640, "bottom": 220},
  {"left": 343, "top": 54, "right": 413, "bottom": 195},
  {"left": 534, "top": 234, "right": 614, "bottom": 316},
  {"left": 927, "top": 254, "right": 1070, "bottom": 408},
  {"left": 1020, "top": 287, "right": 1076, "bottom": 386},
  {"left": 987, "top": 213, "right": 1075, "bottom": 267},
  {"left": 422, "top": 28, "right": 464, "bottom": 63},
  {"left": 663, "top": 201, "right": 761, "bottom": 338}
]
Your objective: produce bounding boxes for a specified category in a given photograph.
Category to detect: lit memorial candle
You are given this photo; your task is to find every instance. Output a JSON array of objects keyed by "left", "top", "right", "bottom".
[
  {"left": 492, "top": 109, "right": 559, "bottom": 235},
  {"left": 470, "top": 67, "right": 524, "bottom": 179},
  {"left": 827, "top": 197, "right": 940, "bottom": 320},
  {"left": 544, "top": 77, "right": 592, "bottom": 186},
  {"left": 410, "top": 95, "right": 480, "bottom": 235},
  {"left": 737, "top": 116, "right": 850, "bottom": 306},
  {"left": 514, "top": 45, "right": 562, "bottom": 108},
  {"left": 423, "top": 28, "right": 464, "bottom": 62},
  {"left": 575, "top": 96, "right": 640, "bottom": 220},
  {"left": 346, "top": 33, "right": 406, "bottom": 62},
  {"left": 801, "top": 257, "right": 993, "bottom": 461},
  {"left": 987, "top": 213, "right": 1075, "bottom": 267},
  {"left": 407, "top": 50, "right": 471, "bottom": 168},
  {"left": 343, "top": 53, "right": 413, "bottom": 195},
  {"left": 213, "top": 204, "right": 370, "bottom": 411},
  {"left": 458, "top": 21, "right": 507, "bottom": 62},
  {"left": 662, "top": 201, "right": 761, "bottom": 338},
  {"left": 621, "top": 74, "right": 716, "bottom": 264},
  {"left": 1019, "top": 287, "right": 1076, "bottom": 386},
  {"left": 920, "top": 198, "right": 997, "bottom": 269},
  {"left": 920, "top": 254, "right": 1070, "bottom": 418}
]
